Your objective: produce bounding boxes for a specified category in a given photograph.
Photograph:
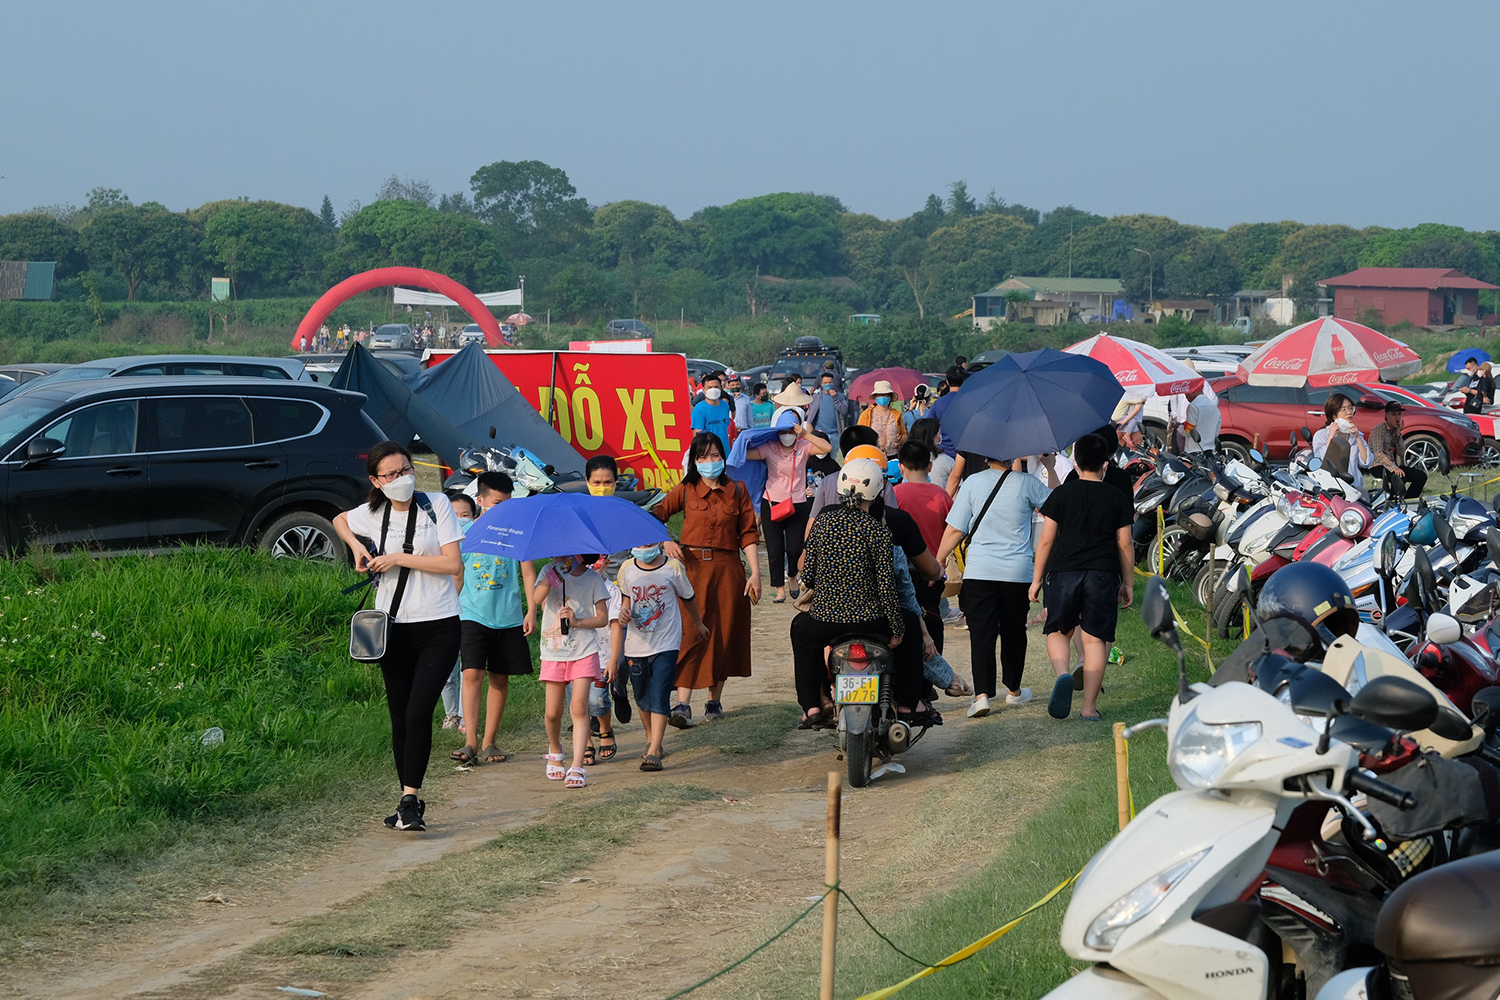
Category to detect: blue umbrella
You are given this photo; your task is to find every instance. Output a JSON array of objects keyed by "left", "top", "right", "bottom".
[
  {"left": 939, "top": 348, "right": 1124, "bottom": 459},
  {"left": 462, "top": 492, "right": 669, "bottom": 560},
  {"left": 1447, "top": 348, "right": 1490, "bottom": 373}
]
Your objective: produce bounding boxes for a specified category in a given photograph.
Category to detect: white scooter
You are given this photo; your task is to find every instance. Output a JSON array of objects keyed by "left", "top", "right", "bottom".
[{"left": 1042, "top": 578, "right": 1433, "bottom": 1000}]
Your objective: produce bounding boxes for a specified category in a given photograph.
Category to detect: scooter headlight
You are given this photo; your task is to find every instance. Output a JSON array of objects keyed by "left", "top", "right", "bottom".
[
  {"left": 1275, "top": 495, "right": 1292, "bottom": 518},
  {"left": 1085, "top": 849, "right": 1208, "bottom": 951},
  {"left": 1162, "top": 465, "right": 1185, "bottom": 486},
  {"left": 1168, "top": 708, "right": 1262, "bottom": 788},
  {"left": 1339, "top": 508, "right": 1367, "bottom": 539}
]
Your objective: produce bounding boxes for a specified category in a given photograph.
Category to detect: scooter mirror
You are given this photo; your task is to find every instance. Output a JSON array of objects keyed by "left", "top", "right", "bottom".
[
  {"left": 1409, "top": 544, "right": 1438, "bottom": 612},
  {"left": 1307, "top": 457, "right": 1323, "bottom": 472},
  {"left": 1349, "top": 675, "right": 1439, "bottom": 732},
  {"left": 489, "top": 425, "right": 496, "bottom": 439},
  {"left": 1300, "top": 426, "right": 1314, "bottom": 444},
  {"left": 1227, "top": 564, "right": 1251, "bottom": 597},
  {"left": 1141, "top": 576, "right": 1177, "bottom": 643},
  {"left": 1427, "top": 612, "right": 1464, "bottom": 646},
  {"left": 1375, "top": 531, "right": 1399, "bottom": 576},
  {"left": 1430, "top": 704, "right": 1477, "bottom": 741},
  {"left": 1488, "top": 527, "right": 1500, "bottom": 570},
  {"left": 1190, "top": 427, "right": 1201, "bottom": 443},
  {"left": 1289, "top": 432, "right": 1298, "bottom": 449},
  {"left": 1287, "top": 667, "right": 1352, "bottom": 718},
  {"left": 1248, "top": 449, "right": 1264, "bottom": 464},
  {"left": 1470, "top": 686, "right": 1500, "bottom": 730},
  {"left": 1433, "top": 512, "right": 1457, "bottom": 556}
]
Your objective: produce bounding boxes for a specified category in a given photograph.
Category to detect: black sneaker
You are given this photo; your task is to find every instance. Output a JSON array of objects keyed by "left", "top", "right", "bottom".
[
  {"left": 704, "top": 700, "right": 725, "bottom": 721},
  {"left": 668, "top": 702, "right": 693, "bottom": 729},
  {"left": 389, "top": 793, "right": 425, "bottom": 831}
]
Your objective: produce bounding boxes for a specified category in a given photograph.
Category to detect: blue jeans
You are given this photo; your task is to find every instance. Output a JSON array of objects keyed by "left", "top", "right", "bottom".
[{"left": 440, "top": 658, "right": 461, "bottom": 718}]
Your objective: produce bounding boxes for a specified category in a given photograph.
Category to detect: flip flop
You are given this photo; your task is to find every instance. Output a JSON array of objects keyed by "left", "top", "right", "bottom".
[
  {"left": 1072, "top": 666, "right": 1105, "bottom": 695},
  {"left": 1048, "top": 674, "right": 1075, "bottom": 720},
  {"left": 481, "top": 745, "right": 507, "bottom": 763},
  {"left": 450, "top": 745, "right": 478, "bottom": 765},
  {"left": 1080, "top": 711, "right": 1105, "bottom": 722}
]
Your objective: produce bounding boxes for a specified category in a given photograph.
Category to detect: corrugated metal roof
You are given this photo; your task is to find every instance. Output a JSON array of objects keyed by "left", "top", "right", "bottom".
[
  {"left": 1319, "top": 267, "right": 1499, "bottom": 290},
  {"left": 976, "top": 276, "right": 1124, "bottom": 296}
]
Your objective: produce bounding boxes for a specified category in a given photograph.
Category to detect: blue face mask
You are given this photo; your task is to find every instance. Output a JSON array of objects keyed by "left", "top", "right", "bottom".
[
  {"left": 696, "top": 459, "right": 725, "bottom": 479},
  {"left": 875, "top": 395, "right": 893, "bottom": 407},
  {"left": 631, "top": 544, "right": 664, "bottom": 563}
]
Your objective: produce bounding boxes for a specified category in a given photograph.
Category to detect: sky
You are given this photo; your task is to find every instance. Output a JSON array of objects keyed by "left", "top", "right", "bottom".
[{"left": 4, "top": 0, "right": 1497, "bottom": 231}]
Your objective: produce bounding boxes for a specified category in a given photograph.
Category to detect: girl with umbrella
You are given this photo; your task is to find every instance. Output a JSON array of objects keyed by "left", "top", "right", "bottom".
[
  {"left": 748, "top": 388, "right": 833, "bottom": 603},
  {"left": 653, "top": 432, "right": 762, "bottom": 726}
]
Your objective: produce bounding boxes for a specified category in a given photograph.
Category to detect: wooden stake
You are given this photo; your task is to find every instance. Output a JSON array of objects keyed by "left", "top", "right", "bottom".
[
  {"left": 820, "top": 770, "right": 841, "bottom": 1000},
  {"left": 1113, "top": 722, "right": 1131, "bottom": 832}
]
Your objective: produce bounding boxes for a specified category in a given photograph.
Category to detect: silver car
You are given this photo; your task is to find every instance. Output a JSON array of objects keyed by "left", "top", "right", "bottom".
[{"left": 369, "top": 324, "right": 415, "bottom": 350}]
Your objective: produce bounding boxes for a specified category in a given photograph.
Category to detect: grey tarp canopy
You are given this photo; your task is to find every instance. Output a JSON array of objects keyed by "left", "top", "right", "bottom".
[
  {"left": 400, "top": 342, "right": 583, "bottom": 476},
  {"left": 330, "top": 342, "right": 584, "bottom": 476}
]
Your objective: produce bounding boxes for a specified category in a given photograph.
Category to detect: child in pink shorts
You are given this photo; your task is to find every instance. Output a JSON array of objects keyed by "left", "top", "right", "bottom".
[{"left": 532, "top": 554, "right": 612, "bottom": 788}]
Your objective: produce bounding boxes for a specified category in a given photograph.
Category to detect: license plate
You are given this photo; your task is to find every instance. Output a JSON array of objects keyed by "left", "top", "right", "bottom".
[{"left": 835, "top": 673, "right": 879, "bottom": 705}]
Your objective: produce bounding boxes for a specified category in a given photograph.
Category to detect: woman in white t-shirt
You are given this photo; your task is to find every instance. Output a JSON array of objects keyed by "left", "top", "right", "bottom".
[{"left": 334, "top": 442, "right": 463, "bottom": 832}]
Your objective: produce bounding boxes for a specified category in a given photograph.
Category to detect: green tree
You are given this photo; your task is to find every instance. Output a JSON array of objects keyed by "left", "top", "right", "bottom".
[
  {"left": 192, "top": 200, "right": 332, "bottom": 294},
  {"left": 1163, "top": 236, "right": 1240, "bottom": 299},
  {"left": 1400, "top": 237, "right": 1499, "bottom": 283},
  {"left": 469, "top": 159, "right": 591, "bottom": 257},
  {"left": 946, "top": 180, "right": 977, "bottom": 220},
  {"left": 330, "top": 199, "right": 506, "bottom": 290},
  {"left": 890, "top": 238, "right": 934, "bottom": 318},
  {"left": 696, "top": 192, "right": 843, "bottom": 278},
  {"left": 202, "top": 203, "right": 301, "bottom": 296},
  {"left": 591, "top": 201, "right": 689, "bottom": 271},
  {"left": 0, "top": 214, "right": 86, "bottom": 278},
  {"left": 78, "top": 205, "right": 200, "bottom": 301},
  {"left": 319, "top": 196, "right": 337, "bottom": 230},
  {"left": 1010, "top": 206, "right": 1107, "bottom": 275},
  {"left": 923, "top": 213, "right": 1033, "bottom": 313},
  {"left": 1221, "top": 221, "right": 1303, "bottom": 289},
  {"left": 1273, "top": 224, "right": 1366, "bottom": 285},
  {"left": 376, "top": 175, "right": 435, "bottom": 207}
]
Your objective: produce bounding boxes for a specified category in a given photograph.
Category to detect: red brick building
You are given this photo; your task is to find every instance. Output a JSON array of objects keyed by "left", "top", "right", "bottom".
[{"left": 1319, "top": 267, "right": 1497, "bottom": 328}]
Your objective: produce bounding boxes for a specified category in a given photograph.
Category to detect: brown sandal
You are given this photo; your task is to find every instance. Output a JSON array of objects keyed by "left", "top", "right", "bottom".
[{"left": 640, "top": 753, "right": 663, "bottom": 772}]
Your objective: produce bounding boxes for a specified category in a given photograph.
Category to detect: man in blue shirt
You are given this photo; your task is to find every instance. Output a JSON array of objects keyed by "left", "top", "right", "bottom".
[
  {"left": 926, "top": 367, "right": 968, "bottom": 458},
  {"left": 727, "top": 372, "right": 753, "bottom": 432},
  {"left": 690, "top": 371, "right": 734, "bottom": 444},
  {"left": 806, "top": 371, "right": 850, "bottom": 441}
]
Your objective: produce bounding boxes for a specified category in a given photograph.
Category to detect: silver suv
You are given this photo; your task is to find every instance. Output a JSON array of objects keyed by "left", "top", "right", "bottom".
[{"left": 370, "top": 324, "right": 415, "bottom": 350}]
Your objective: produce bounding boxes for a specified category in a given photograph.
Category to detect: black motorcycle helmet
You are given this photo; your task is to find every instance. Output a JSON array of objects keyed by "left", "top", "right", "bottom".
[{"left": 1256, "top": 562, "right": 1360, "bottom": 640}]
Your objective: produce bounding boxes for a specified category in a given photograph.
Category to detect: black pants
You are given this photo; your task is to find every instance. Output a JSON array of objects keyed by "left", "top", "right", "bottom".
[
  {"left": 789, "top": 613, "right": 926, "bottom": 713},
  {"left": 762, "top": 497, "right": 811, "bottom": 588},
  {"left": 380, "top": 616, "right": 462, "bottom": 790},
  {"left": 959, "top": 579, "right": 1031, "bottom": 698},
  {"left": 916, "top": 579, "right": 944, "bottom": 655},
  {"left": 1382, "top": 464, "right": 1427, "bottom": 500}
]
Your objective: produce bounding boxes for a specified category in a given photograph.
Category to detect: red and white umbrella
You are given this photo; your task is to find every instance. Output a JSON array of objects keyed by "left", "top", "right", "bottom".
[
  {"left": 1064, "top": 333, "right": 1204, "bottom": 396},
  {"left": 505, "top": 312, "right": 534, "bottom": 326},
  {"left": 1236, "top": 317, "right": 1422, "bottom": 387}
]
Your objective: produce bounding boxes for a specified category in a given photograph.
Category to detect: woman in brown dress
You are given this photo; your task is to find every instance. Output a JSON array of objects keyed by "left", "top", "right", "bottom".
[{"left": 655, "top": 431, "right": 761, "bottom": 726}]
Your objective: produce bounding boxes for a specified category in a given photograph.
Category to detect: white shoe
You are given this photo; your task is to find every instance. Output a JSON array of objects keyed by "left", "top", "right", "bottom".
[
  {"left": 966, "top": 694, "right": 991, "bottom": 718},
  {"left": 1005, "top": 688, "right": 1033, "bottom": 706}
]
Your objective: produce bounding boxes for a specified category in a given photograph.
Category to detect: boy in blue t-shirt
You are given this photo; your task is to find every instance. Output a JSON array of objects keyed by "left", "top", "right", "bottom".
[
  {"left": 690, "top": 371, "right": 734, "bottom": 445},
  {"left": 454, "top": 472, "right": 537, "bottom": 765}
]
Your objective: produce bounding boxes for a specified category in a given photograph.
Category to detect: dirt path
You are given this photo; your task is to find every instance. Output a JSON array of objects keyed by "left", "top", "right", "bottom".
[{"left": 11, "top": 572, "right": 1073, "bottom": 1000}]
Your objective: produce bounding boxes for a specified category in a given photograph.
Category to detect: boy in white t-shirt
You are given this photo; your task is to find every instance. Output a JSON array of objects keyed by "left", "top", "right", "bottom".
[
  {"left": 617, "top": 542, "right": 708, "bottom": 772},
  {"left": 532, "top": 554, "right": 611, "bottom": 788}
]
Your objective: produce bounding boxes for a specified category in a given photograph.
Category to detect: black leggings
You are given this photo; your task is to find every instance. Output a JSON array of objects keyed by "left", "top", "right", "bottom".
[
  {"left": 959, "top": 579, "right": 1031, "bottom": 698},
  {"left": 789, "top": 613, "right": 926, "bottom": 713},
  {"left": 761, "top": 497, "right": 811, "bottom": 588},
  {"left": 380, "top": 616, "right": 461, "bottom": 790}
]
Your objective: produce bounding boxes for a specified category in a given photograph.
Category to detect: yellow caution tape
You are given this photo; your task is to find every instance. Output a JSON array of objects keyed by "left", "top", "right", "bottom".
[
  {"left": 1455, "top": 474, "right": 1500, "bottom": 495},
  {"left": 853, "top": 873, "right": 1082, "bottom": 1000}
]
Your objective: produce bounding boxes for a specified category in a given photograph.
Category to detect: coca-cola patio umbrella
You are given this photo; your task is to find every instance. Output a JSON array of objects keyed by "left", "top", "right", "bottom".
[
  {"left": 1064, "top": 333, "right": 1204, "bottom": 396},
  {"left": 1236, "top": 317, "right": 1422, "bottom": 387}
]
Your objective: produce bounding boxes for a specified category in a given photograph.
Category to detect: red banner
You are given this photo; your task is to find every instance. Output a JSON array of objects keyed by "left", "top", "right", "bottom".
[{"left": 427, "top": 350, "right": 692, "bottom": 489}]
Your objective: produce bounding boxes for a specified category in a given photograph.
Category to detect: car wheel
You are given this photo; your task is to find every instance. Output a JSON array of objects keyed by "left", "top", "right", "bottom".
[
  {"left": 1484, "top": 439, "right": 1500, "bottom": 469},
  {"left": 1218, "top": 437, "right": 1252, "bottom": 464},
  {"left": 258, "top": 511, "right": 346, "bottom": 565},
  {"left": 1402, "top": 433, "right": 1450, "bottom": 474}
]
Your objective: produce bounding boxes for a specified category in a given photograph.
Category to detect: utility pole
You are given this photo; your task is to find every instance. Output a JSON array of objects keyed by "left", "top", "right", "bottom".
[{"left": 1132, "top": 248, "right": 1154, "bottom": 311}]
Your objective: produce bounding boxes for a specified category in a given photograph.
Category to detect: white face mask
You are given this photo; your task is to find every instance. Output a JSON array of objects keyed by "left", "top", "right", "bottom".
[
  {"left": 705, "top": 387, "right": 722, "bottom": 400},
  {"left": 779, "top": 433, "right": 797, "bottom": 447},
  {"left": 380, "top": 474, "right": 416, "bottom": 503}
]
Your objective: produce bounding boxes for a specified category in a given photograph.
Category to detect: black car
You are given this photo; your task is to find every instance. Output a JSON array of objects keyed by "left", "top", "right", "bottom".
[
  {"left": 0, "top": 377, "right": 383, "bottom": 561},
  {"left": 604, "top": 318, "right": 655, "bottom": 337}
]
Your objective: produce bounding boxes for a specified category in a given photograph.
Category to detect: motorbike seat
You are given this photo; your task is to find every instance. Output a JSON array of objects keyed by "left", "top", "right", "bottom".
[{"left": 1374, "top": 850, "right": 1500, "bottom": 961}]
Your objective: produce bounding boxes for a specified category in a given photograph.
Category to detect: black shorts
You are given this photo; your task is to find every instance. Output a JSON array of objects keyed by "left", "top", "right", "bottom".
[
  {"left": 459, "top": 621, "right": 534, "bottom": 676},
  {"left": 1042, "top": 570, "right": 1121, "bottom": 643}
]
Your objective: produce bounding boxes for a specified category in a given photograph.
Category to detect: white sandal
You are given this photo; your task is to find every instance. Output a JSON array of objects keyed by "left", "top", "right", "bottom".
[
  {"left": 544, "top": 752, "right": 565, "bottom": 780},
  {"left": 564, "top": 766, "right": 588, "bottom": 788}
]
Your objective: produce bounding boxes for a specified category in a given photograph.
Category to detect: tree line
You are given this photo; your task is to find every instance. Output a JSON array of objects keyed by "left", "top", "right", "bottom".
[{"left": 4, "top": 163, "right": 1499, "bottom": 324}]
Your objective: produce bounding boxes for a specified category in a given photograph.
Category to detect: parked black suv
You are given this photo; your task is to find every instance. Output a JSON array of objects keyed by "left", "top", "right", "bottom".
[{"left": 0, "top": 378, "right": 383, "bottom": 561}]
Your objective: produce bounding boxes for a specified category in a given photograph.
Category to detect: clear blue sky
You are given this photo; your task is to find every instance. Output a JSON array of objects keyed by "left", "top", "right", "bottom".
[{"left": 4, "top": 0, "right": 1495, "bottom": 230}]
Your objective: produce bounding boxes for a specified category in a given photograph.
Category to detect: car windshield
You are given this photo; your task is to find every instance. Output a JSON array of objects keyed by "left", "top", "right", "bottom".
[{"left": 0, "top": 392, "right": 71, "bottom": 452}]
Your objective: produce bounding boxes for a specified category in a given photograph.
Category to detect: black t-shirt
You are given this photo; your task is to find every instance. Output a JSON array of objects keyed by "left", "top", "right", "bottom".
[
  {"left": 1065, "top": 463, "right": 1134, "bottom": 502},
  {"left": 1039, "top": 479, "right": 1133, "bottom": 574},
  {"left": 879, "top": 504, "right": 928, "bottom": 562}
]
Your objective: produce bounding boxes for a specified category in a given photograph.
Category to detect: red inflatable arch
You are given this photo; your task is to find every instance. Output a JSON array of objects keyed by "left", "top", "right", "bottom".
[{"left": 293, "top": 267, "right": 505, "bottom": 350}]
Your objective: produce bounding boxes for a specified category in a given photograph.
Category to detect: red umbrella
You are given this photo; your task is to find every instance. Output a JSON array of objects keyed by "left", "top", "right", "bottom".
[
  {"left": 1237, "top": 317, "right": 1422, "bottom": 387},
  {"left": 847, "top": 367, "right": 925, "bottom": 402},
  {"left": 1064, "top": 333, "right": 1203, "bottom": 396},
  {"left": 506, "top": 312, "right": 534, "bottom": 326}
]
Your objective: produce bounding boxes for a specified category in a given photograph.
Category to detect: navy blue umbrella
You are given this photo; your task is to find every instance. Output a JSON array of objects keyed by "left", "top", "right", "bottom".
[
  {"left": 1448, "top": 348, "right": 1490, "bottom": 373},
  {"left": 462, "top": 492, "right": 669, "bottom": 561},
  {"left": 938, "top": 348, "right": 1124, "bottom": 460}
]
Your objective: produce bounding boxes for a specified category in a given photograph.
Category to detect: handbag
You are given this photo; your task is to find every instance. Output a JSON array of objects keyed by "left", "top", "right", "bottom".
[
  {"left": 769, "top": 495, "right": 797, "bottom": 522},
  {"left": 349, "top": 499, "right": 419, "bottom": 662},
  {"left": 954, "top": 469, "right": 1011, "bottom": 574}
]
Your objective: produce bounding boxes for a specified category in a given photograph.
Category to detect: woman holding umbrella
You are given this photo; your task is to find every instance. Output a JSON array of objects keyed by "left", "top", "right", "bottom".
[
  {"left": 748, "top": 389, "right": 833, "bottom": 603},
  {"left": 654, "top": 431, "right": 761, "bottom": 725}
]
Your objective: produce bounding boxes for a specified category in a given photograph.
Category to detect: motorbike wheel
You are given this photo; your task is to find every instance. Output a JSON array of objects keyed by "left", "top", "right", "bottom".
[
  {"left": 1211, "top": 577, "right": 1251, "bottom": 639},
  {"left": 1192, "top": 561, "right": 1224, "bottom": 609},
  {"left": 845, "top": 729, "right": 873, "bottom": 788},
  {"left": 1147, "top": 526, "right": 1196, "bottom": 583}
]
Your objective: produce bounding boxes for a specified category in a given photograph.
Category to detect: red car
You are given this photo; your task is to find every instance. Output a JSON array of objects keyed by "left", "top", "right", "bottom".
[{"left": 1208, "top": 376, "right": 1482, "bottom": 473}]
